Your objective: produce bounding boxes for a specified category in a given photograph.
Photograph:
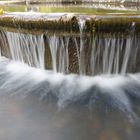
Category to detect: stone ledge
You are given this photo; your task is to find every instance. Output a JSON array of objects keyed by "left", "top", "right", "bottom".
[{"left": 0, "top": 13, "right": 140, "bottom": 34}]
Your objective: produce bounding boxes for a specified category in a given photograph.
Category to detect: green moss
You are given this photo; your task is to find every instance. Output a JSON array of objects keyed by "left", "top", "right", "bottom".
[{"left": 0, "top": 14, "right": 80, "bottom": 33}]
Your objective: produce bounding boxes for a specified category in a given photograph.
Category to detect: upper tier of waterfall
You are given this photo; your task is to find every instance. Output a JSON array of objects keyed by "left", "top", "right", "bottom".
[
  {"left": 0, "top": 13, "right": 140, "bottom": 75},
  {"left": 0, "top": 13, "right": 139, "bottom": 75},
  {"left": 0, "top": 29, "right": 139, "bottom": 75}
]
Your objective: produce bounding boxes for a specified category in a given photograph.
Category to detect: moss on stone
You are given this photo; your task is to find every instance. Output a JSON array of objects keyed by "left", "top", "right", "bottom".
[{"left": 0, "top": 14, "right": 140, "bottom": 34}]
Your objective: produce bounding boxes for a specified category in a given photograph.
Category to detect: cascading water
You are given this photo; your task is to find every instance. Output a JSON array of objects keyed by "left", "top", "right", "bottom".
[
  {"left": 0, "top": 23, "right": 139, "bottom": 106},
  {"left": 48, "top": 35, "right": 70, "bottom": 73},
  {"left": 1, "top": 31, "right": 45, "bottom": 69},
  {"left": 0, "top": 14, "right": 140, "bottom": 140},
  {"left": 0, "top": 57, "right": 137, "bottom": 112},
  {"left": 0, "top": 56, "right": 140, "bottom": 139},
  {"left": 0, "top": 29, "right": 139, "bottom": 75}
]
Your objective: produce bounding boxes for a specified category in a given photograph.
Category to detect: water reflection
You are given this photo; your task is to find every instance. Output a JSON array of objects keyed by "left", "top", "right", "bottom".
[{"left": 0, "top": 3, "right": 139, "bottom": 14}]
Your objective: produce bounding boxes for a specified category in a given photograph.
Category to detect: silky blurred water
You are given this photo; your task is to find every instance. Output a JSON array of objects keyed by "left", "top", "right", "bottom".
[{"left": 0, "top": 57, "right": 140, "bottom": 140}]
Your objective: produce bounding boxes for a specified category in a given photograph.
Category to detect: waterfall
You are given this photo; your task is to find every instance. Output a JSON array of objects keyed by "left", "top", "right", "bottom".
[
  {"left": 2, "top": 32, "right": 45, "bottom": 69},
  {"left": 79, "top": 19, "right": 86, "bottom": 75},
  {"left": 0, "top": 56, "right": 139, "bottom": 119},
  {"left": 0, "top": 14, "right": 139, "bottom": 140},
  {"left": 48, "top": 35, "right": 59, "bottom": 72},
  {"left": 90, "top": 34, "right": 137, "bottom": 75},
  {"left": 48, "top": 35, "right": 70, "bottom": 73},
  {"left": 0, "top": 29, "right": 139, "bottom": 75}
]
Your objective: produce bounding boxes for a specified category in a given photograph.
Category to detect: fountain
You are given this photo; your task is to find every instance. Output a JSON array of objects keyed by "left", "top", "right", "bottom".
[{"left": 0, "top": 0, "right": 139, "bottom": 140}]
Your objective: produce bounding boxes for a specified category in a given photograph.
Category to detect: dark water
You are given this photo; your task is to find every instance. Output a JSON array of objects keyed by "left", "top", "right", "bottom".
[{"left": 0, "top": 57, "right": 140, "bottom": 140}]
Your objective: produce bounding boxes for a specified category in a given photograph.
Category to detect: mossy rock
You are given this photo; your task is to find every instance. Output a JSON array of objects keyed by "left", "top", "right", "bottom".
[{"left": 0, "top": 14, "right": 140, "bottom": 35}]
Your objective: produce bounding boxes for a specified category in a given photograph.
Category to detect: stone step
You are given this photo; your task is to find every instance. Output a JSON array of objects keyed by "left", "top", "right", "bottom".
[{"left": 0, "top": 13, "right": 139, "bottom": 35}]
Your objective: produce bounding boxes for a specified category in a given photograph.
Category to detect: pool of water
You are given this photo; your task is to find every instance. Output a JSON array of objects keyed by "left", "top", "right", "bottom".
[
  {"left": 0, "top": 57, "right": 140, "bottom": 140},
  {"left": 0, "top": 3, "right": 139, "bottom": 14},
  {"left": 0, "top": 97, "right": 139, "bottom": 140}
]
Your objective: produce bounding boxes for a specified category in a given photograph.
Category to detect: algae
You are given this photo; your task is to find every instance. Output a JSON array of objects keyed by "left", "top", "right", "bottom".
[{"left": 0, "top": 14, "right": 140, "bottom": 34}]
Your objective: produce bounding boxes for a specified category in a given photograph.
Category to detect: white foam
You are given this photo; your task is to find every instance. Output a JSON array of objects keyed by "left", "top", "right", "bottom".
[{"left": 0, "top": 57, "right": 139, "bottom": 121}]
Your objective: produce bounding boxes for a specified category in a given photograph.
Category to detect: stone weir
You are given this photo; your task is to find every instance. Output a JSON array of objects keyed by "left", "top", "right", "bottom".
[
  {"left": 0, "top": 13, "right": 81, "bottom": 35},
  {"left": 0, "top": 12, "right": 140, "bottom": 75},
  {"left": 0, "top": 13, "right": 140, "bottom": 34}
]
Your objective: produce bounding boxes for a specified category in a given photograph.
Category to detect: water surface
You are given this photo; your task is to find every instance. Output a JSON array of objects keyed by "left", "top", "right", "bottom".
[
  {"left": 0, "top": 57, "right": 140, "bottom": 140},
  {"left": 0, "top": 3, "right": 139, "bottom": 14}
]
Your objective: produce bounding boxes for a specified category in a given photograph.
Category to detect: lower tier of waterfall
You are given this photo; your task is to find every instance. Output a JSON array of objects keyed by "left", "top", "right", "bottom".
[
  {"left": 0, "top": 56, "right": 140, "bottom": 140},
  {"left": 0, "top": 56, "right": 140, "bottom": 120}
]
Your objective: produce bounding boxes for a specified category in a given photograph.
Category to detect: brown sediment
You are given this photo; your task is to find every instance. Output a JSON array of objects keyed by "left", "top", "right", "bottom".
[
  {"left": 0, "top": 14, "right": 140, "bottom": 34},
  {"left": 0, "top": 14, "right": 80, "bottom": 33},
  {"left": 93, "top": 16, "right": 140, "bottom": 33}
]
